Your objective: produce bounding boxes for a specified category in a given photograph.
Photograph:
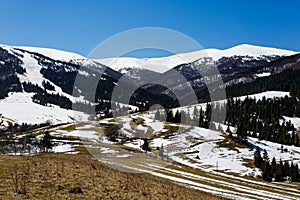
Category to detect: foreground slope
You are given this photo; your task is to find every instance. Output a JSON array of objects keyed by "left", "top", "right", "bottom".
[{"left": 0, "top": 153, "right": 225, "bottom": 200}]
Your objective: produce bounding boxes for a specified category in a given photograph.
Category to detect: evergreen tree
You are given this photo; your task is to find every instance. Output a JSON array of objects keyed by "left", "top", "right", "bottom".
[
  {"left": 254, "top": 147, "right": 262, "bottom": 168},
  {"left": 275, "top": 159, "right": 283, "bottom": 182},
  {"left": 270, "top": 157, "right": 276, "bottom": 178},
  {"left": 141, "top": 138, "right": 151, "bottom": 153},
  {"left": 41, "top": 131, "right": 52, "bottom": 152},
  {"left": 283, "top": 160, "right": 290, "bottom": 177},
  {"left": 262, "top": 150, "right": 271, "bottom": 181},
  {"left": 263, "top": 149, "right": 269, "bottom": 163}
]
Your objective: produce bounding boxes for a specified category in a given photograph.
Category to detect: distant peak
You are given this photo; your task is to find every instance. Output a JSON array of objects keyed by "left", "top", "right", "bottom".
[{"left": 0, "top": 44, "right": 85, "bottom": 61}]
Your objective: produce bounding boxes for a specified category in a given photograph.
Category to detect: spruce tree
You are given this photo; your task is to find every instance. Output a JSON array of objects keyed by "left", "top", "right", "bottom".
[
  {"left": 141, "top": 138, "right": 151, "bottom": 153},
  {"left": 41, "top": 130, "right": 52, "bottom": 152},
  {"left": 270, "top": 157, "right": 276, "bottom": 178},
  {"left": 262, "top": 150, "right": 271, "bottom": 181},
  {"left": 275, "top": 159, "right": 283, "bottom": 182},
  {"left": 254, "top": 147, "right": 262, "bottom": 168}
]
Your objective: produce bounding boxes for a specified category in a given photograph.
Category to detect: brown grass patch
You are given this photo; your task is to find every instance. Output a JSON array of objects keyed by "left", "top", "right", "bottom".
[{"left": 0, "top": 153, "right": 225, "bottom": 200}]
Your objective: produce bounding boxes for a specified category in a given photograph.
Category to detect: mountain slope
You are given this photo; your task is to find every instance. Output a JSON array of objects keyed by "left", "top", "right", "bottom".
[
  {"left": 145, "top": 49, "right": 300, "bottom": 102},
  {"left": 95, "top": 44, "right": 297, "bottom": 74},
  {"left": 0, "top": 43, "right": 298, "bottom": 126},
  {"left": 2, "top": 45, "right": 85, "bottom": 61},
  {"left": 0, "top": 45, "right": 122, "bottom": 125}
]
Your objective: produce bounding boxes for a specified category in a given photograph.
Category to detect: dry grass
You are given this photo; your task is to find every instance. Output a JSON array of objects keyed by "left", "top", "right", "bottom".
[
  {"left": 59, "top": 124, "right": 76, "bottom": 131},
  {"left": 216, "top": 133, "right": 250, "bottom": 152},
  {"left": 0, "top": 153, "right": 225, "bottom": 200}
]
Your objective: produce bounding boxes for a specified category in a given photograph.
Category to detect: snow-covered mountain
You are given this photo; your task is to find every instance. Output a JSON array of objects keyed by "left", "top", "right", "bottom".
[
  {"left": 95, "top": 44, "right": 297, "bottom": 74},
  {"left": 0, "top": 43, "right": 299, "bottom": 126},
  {"left": 0, "top": 44, "right": 124, "bottom": 126},
  {"left": 1, "top": 44, "right": 85, "bottom": 61}
]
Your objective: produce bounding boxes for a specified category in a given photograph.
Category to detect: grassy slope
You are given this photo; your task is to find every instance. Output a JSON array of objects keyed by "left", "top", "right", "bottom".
[{"left": 0, "top": 153, "right": 226, "bottom": 200}]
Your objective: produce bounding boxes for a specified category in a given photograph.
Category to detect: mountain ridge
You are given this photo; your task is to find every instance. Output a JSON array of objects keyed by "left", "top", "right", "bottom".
[
  {"left": 95, "top": 44, "right": 298, "bottom": 73},
  {"left": 0, "top": 43, "right": 300, "bottom": 126},
  {"left": 1, "top": 43, "right": 297, "bottom": 74}
]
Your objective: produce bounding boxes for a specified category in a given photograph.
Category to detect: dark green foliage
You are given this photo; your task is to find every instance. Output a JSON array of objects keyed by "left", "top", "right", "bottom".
[
  {"left": 22, "top": 82, "right": 44, "bottom": 93},
  {"left": 40, "top": 131, "right": 52, "bottom": 152},
  {"left": 261, "top": 150, "right": 272, "bottom": 181},
  {"left": 255, "top": 153, "right": 300, "bottom": 182},
  {"left": 42, "top": 80, "right": 55, "bottom": 91},
  {"left": 226, "top": 96, "right": 299, "bottom": 146},
  {"left": 0, "top": 47, "right": 25, "bottom": 98},
  {"left": 270, "top": 157, "right": 276, "bottom": 178},
  {"left": 165, "top": 110, "right": 183, "bottom": 125},
  {"left": 40, "top": 68, "right": 77, "bottom": 95},
  {"left": 254, "top": 147, "right": 263, "bottom": 168},
  {"left": 0, "top": 75, "right": 22, "bottom": 98},
  {"left": 32, "top": 93, "right": 72, "bottom": 109},
  {"left": 275, "top": 159, "right": 283, "bottom": 182},
  {"left": 226, "top": 69, "right": 300, "bottom": 99},
  {"left": 130, "top": 86, "right": 179, "bottom": 111},
  {"left": 141, "top": 138, "right": 151, "bottom": 153}
]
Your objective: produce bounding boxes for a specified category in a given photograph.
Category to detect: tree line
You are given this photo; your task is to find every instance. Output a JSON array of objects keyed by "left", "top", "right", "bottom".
[
  {"left": 254, "top": 148, "right": 299, "bottom": 182},
  {"left": 226, "top": 96, "right": 300, "bottom": 146}
]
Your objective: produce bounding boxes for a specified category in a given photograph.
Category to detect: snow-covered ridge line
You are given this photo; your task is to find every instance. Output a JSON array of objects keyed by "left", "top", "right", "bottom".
[
  {"left": 1, "top": 43, "right": 297, "bottom": 73},
  {"left": 95, "top": 44, "right": 298, "bottom": 73},
  {"left": 0, "top": 44, "right": 85, "bottom": 61}
]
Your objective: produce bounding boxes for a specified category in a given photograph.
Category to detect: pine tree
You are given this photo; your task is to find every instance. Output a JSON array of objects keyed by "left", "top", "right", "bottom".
[
  {"left": 275, "top": 159, "right": 283, "bottom": 182},
  {"left": 199, "top": 108, "right": 204, "bottom": 127},
  {"left": 141, "top": 138, "right": 151, "bottom": 153},
  {"left": 263, "top": 149, "right": 269, "bottom": 163},
  {"left": 174, "top": 110, "right": 181, "bottom": 123},
  {"left": 254, "top": 147, "right": 262, "bottom": 168},
  {"left": 294, "top": 163, "right": 299, "bottom": 182},
  {"left": 283, "top": 160, "right": 290, "bottom": 177},
  {"left": 261, "top": 150, "right": 271, "bottom": 181},
  {"left": 41, "top": 131, "right": 52, "bottom": 152},
  {"left": 226, "top": 125, "right": 232, "bottom": 134},
  {"left": 270, "top": 157, "right": 276, "bottom": 178}
]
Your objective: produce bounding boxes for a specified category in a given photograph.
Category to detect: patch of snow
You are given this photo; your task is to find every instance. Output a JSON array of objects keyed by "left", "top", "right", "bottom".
[
  {"left": 0, "top": 93, "right": 89, "bottom": 125},
  {"left": 146, "top": 121, "right": 164, "bottom": 133},
  {"left": 52, "top": 143, "right": 74, "bottom": 153},
  {"left": 124, "top": 139, "right": 143, "bottom": 149},
  {"left": 101, "top": 147, "right": 119, "bottom": 154},
  {"left": 256, "top": 72, "right": 271, "bottom": 77},
  {"left": 152, "top": 138, "right": 176, "bottom": 147},
  {"left": 55, "top": 129, "right": 99, "bottom": 142},
  {"left": 245, "top": 91, "right": 290, "bottom": 100}
]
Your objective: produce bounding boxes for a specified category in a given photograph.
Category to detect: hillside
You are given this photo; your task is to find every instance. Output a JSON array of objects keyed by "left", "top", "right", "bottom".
[
  {"left": 0, "top": 43, "right": 299, "bottom": 126},
  {"left": 0, "top": 153, "right": 224, "bottom": 200},
  {"left": 1, "top": 43, "right": 300, "bottom": 199},
  {"left": 95, "top": 44, "right": 297, "bottom": 74}
]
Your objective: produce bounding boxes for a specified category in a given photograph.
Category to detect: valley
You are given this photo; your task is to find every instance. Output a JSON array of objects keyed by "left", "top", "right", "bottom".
[{"left": 0, "top": 44, "right": 300, "bottom": 199}]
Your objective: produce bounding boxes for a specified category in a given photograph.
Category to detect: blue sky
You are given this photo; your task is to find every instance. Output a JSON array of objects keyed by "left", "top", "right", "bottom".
[{"left": 1, "top": 0, "right": 299, "bottom": 57}]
